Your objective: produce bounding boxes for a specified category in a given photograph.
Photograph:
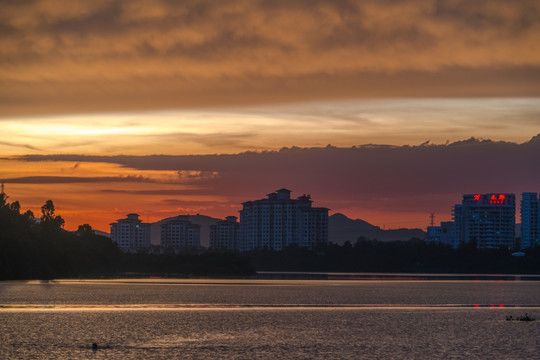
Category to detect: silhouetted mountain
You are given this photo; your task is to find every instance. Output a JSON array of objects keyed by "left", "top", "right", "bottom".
[
  {"left": 329, "top": 213, "right": 426, "bottom": 245},
  {"left": 151, "top": 212, "right": 426, "bottom": 247},
  {"left": 526, "top": 133, "right": 540, "bottom": 144},
  {"left": 151, "top": 214, "right": 222, "bottom": 247}
]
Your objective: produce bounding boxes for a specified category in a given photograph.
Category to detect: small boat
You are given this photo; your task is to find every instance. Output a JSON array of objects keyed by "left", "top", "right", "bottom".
[{"left": 506, "top": 314, "right": 535, "bottom": 321}]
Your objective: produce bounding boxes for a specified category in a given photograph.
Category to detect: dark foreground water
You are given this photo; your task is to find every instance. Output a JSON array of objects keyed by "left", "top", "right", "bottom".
[{"left": 1, "top": 278, "right": 539, "bottom": 359}]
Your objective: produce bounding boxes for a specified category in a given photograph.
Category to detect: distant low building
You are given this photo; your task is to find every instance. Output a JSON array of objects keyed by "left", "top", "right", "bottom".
[
  {"left": 110, "top": 213, "right": 151, "bottom": 252},
  {"left": 239, "top": 188, "right": 328, "bottom": 251},
  {"left": 427, "top": 221, "right": 456, "bottom": 247},
  {"left": 209, "top": 216, "right": 240, "bottom": 251},
  {"left": 160, "top": 215, "right": 201, "bottom": 251}
]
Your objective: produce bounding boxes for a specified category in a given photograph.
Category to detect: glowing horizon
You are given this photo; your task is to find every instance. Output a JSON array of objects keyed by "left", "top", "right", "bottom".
[{"left": 2, "top": 98, "right": 539, "bottom": 156}]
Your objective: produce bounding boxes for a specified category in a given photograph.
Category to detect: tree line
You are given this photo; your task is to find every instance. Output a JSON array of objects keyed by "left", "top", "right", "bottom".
[
  {"left": 248, "top": 238, "right": 540, "bottom": 274},
  {"left": 1, "top": 193, "right": 539, "bottom": 280},
  {"left": 0, "top": 193, "right": 253, "bottom": 280}
]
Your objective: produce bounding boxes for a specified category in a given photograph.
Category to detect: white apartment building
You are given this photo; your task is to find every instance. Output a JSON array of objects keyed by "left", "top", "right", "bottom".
[
  {"left": 160, "top": 215, "right": 201, "bottom": 250},
  {"left": 209, "top": 216, "right": 240, "bottom": 250},
  {"left": 110, "top": 213, "right": 151, "bottom": 251},
  {"left": 239, "top": 189, "right": 328, "bottom": 251}
]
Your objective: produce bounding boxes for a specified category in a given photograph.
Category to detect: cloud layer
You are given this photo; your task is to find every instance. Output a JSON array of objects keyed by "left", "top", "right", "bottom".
[
  {"left": 1, "top": 0, "right": 539, "bottom": 115},
  {"left": 1, "top": 98, "right": 539, "bottom": 156}
]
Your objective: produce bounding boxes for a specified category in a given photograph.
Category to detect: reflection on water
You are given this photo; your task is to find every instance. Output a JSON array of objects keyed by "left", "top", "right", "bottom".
[
  {"left": 1, "top": 304, "right": 540, "bottom": 311},
  {"left": 0, "top": 279, "right": 539, "bottom": 359},
  {"left": 1, "top": 308, "right": 539, "bottom": 359},
  {"left": 1, "top": 278, "right": 540, "bottom": 306},
  {"left": 257, "top": 272, "right": 540, "bottom": 281}
]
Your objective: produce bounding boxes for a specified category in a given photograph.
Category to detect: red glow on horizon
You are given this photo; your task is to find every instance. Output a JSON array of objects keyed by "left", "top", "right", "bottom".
[{"left": 474, "top": 304, "right": 480, "bottom": 308}]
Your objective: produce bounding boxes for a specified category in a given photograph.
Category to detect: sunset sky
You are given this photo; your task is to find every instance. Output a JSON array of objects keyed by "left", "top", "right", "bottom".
[{"left": 1, "top": 0, "right": 539, "bottom": 232}]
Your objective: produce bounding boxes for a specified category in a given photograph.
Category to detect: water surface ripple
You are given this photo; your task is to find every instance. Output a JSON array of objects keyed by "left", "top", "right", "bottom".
[{"left": 1, "top": 279, "right": 539, "bottom": 359}]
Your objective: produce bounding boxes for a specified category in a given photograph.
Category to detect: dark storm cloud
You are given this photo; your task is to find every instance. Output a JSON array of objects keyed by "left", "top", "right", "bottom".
[
  {"left": 0, "top": 141, "right": 41, "bottom": 151},
  {"left": 147, "top": 131, "right": 257, "bottom": 148},
  {"left": 161, "top": 198, "right": 224, "bottom": 205},
  {"left": 1, "top": 0, "right": 539, "bottom": 116},
  {"left": 16, "top": 135, "right": 540, "bottom": 213},
  {"left": 100, "top": 189, "right": 200, "bottom": 195},
  {"left": 0, "top": 175, "right": 165, "bottom": 184}
]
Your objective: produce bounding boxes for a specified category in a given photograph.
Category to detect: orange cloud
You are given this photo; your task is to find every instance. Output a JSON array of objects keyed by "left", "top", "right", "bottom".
[
  {"left": 1, "top": 98, "right": 539, "bottom": 156},
  {"left": 0, "top": 0, "right": 539, "bottom": 116}
]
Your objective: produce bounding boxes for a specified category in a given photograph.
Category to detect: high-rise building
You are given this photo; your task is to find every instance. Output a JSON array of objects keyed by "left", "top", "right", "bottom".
[
  {"left": 209, "top": 216, "right": 240, "bottom": 250},
  {"left": 521, "top": 192, "right": 539, "bottom": 249},
  {"left": 239, "top": 189, "right": 328, "bottom": 251},
  {"left": 110, "top": 213, "right": 151, "bottom": 251},
  {"left": 453, "top": 193, "right": 515, "bottom": 249},
  {"left": 160, "top": 215, "right": 201, "bottom": 250}
]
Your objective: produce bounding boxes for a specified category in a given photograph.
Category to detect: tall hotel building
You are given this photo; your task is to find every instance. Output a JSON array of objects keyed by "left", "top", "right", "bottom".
[
  {"left": 521, "top": 192, "right": 539, "bottom": 249},
  {"left": 239, "top": 189, "right": 328, "bottom": 251},
  {"left": 110, "top": 213, "right": 151, "bottom": 251},
  {"left": 160, "top": 215, "right": 201, "bottom": 250},
  {"left": 209, "top": 216, "right": 240, "bottom": 250},
  {"left": 453, "top": 193, "right": 515, "bottom": 249}
]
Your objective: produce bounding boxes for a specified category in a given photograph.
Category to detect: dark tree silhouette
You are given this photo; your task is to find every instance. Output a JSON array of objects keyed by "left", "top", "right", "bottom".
[
  {"left": 77, "top": 224, "right": 93, "bottom": 235},
  {"left": 40, "top": 199, "right": 65, "bottom": 230},
  {"left": 1, "top": 193, "right": 254, "bottom": 279}
]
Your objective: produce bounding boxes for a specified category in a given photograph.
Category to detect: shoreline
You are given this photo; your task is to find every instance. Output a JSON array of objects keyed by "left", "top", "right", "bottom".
[{"left": 2, "top": 271, "right": 540, "bottom": 283}]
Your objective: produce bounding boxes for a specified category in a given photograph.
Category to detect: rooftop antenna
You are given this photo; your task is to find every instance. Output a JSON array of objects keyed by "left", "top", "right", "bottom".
[{"left": 429, "top": 213, "right": 436, "bottom": 227}]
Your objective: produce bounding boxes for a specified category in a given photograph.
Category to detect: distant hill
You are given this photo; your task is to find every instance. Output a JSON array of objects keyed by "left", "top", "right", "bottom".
[
  {"left": 329, "top": 213, "right": 426, "bottom": 245},
  {"left": 149, "top": 212, "right": 426, "bottom": 247},
  {"left": 151, "top": 214, "right": 222, "bottom": 247}
]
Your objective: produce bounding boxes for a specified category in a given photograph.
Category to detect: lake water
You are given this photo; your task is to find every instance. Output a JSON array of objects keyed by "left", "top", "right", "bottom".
[{"left": 1, "top": 277, "right": 539, "bottom": 359}]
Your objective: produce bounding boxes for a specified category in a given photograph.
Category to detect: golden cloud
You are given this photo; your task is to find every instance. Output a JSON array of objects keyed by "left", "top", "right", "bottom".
[{"left": 1, "top": 0, "right": 539, "bottom": 115}]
